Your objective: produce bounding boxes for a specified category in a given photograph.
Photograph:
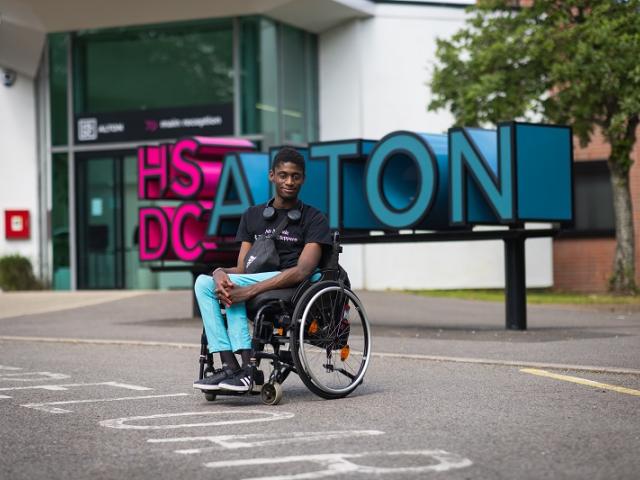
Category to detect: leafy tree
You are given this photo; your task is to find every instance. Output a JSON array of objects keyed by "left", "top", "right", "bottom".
[{"left": 429, "top": 0, "right": 640, "bottom": 294}]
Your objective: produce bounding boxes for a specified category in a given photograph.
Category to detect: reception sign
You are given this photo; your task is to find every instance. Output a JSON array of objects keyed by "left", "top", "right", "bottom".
[{"left": 77, "top": 104, "right": 233, "bottom": 144}]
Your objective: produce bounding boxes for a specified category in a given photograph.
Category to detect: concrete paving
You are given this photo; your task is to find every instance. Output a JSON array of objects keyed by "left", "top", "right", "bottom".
[
  {"left": 0, "top": 290, "right": 148, "bottom": 319},
  {"left": 0, "top": 289, "right": 638, "bottom": 479}
]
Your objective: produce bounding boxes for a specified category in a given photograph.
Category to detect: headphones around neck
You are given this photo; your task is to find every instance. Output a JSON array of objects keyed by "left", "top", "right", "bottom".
[{"left": 263, "top": 198, "right": 303, "bottom": 223}]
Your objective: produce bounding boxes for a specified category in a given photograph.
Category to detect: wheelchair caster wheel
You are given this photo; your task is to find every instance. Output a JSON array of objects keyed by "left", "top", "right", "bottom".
[
  {"left": 261, "top": 382, "right": 283, "bottom": 405},
  {"left": 204, "top": 392, "right": 217, "bottom": 402}
]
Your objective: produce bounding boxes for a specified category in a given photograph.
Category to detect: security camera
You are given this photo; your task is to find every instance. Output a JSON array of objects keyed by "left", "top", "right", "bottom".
[{"left": 2, "top": 69, "right": 17, "bottom": 87}]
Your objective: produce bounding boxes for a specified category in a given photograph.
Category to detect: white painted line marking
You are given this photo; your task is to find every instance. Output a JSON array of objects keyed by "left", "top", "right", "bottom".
[
  {"left": 521, "top": 368, "right": 640, "bottom": 396},
  {"left": 100, "top": 410, "right": 295, "bottom": 430},
  {"left": 0, "top": 335, "right": 197, "bottom": 349},
  {"left": 0, "top": 385, "right": 74, "bottom": 392},
  {"left": 0, "top": 372, "right": 70, "bottom": 382},
  {"left": 148, "top": 430, "right": 385, "bottom": 454},
  {"left": 0, "top": 381, "right": 152, "bottom": 397},
  {"left": 372, "top": 352, "right": 640, "bottom": 376},
  {"left": 0, "top": 381, "right": 152, "bottom": 392},
  {"left": 21, "top": 393, "right": 189, "bottom": 414},
  {"left": 0, "top": 365, "right": 22, "bottom": 371},
  {"left": 2, "top": 335, "right": 638, "bottom": 376},
  {"left": 204, "top": 450, "right": 473, "bottom": 479},
  {"left": 0, "top": 395, "right": 11, "bottom": 399},
  {"left": 103, "top": 381, "right": 153, "bottom": 391}
]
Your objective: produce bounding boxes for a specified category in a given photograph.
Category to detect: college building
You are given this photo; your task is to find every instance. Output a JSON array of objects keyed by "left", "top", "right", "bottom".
[{"left": 0, "top": 0, "right": 637, "bottom": 292}]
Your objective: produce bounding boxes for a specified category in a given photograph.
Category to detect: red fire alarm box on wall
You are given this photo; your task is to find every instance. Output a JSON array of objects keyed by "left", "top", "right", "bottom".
[{"left": 5, "top": 210, "right": 30, "bottom": 240}]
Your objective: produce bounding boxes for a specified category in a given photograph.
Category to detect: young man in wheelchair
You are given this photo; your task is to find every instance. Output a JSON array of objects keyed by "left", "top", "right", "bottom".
[{"left": 193, "top": 147, "right": 332, "bottom": 393}]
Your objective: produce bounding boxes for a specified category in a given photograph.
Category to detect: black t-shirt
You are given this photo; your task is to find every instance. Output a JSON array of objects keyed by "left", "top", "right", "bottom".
[{"left": 235, "top": 203, "right": 332, "bottom": 270}]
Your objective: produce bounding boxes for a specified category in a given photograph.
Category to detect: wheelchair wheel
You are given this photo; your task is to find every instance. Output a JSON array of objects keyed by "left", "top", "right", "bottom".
[
  {"left": 291, "top": 281, "right": 371, "bottom": 399},
  {"left": 261, "top": 382, "right": 283, "bottom": 405}
]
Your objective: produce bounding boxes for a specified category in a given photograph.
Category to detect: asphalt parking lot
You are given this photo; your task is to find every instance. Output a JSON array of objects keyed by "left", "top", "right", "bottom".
[{"left": 1, "top": 290, "right": 638, "bottom": 479}]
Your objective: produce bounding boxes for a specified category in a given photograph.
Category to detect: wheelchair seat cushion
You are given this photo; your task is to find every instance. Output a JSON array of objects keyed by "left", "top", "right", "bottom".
[{"left": 246, "top": 288, "right": 296, "bottom": 318}]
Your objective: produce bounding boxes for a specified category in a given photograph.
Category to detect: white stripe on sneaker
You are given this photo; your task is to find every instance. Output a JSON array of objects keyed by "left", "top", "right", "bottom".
[
  {"left": 193, "top": 382, "right": 222, "bottom": 391},
  {"left": 219, "top": 375, "right": 251, "bottom": 392}
]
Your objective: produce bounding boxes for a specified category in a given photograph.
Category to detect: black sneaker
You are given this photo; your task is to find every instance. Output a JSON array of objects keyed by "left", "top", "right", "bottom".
[
  {"left": 193, "top": 365, "right": 236, "bottom": 391},
  {"left": 219, "top": 366, "right": 253, "bottom": 392}
]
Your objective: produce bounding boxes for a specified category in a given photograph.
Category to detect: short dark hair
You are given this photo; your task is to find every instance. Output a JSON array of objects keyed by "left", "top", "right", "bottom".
[{"left": 271, "top": 147, "right": 305, "bottom": 174}]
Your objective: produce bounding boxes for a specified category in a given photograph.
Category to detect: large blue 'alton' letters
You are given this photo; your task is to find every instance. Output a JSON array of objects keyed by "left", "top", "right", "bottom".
[{"left": 206, "top": 122, "right": 573, "bottom": 236}]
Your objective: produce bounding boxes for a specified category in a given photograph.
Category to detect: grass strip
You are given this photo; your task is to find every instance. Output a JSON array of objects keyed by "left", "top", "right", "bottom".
[{"left": 404, "top": 289, "right": 640, "bottom": 305}]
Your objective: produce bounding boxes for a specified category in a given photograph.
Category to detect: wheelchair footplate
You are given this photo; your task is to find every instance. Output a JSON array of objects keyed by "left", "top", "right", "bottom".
[{"left": 199, "top": 362, "right": 286, "bottom": 406}]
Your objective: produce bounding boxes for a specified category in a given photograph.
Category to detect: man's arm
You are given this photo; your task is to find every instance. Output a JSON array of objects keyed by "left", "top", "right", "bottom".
[
  {"left": 212, "top": 241, "right": 252, "bottom": 305},
  {"left": 227, "top": 243, "right": 323, "bottom": 304}
]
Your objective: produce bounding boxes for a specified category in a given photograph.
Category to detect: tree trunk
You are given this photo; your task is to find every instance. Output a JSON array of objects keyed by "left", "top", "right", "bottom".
[{"left": 608, "top": 162, "right": 636, "bottom": 294}]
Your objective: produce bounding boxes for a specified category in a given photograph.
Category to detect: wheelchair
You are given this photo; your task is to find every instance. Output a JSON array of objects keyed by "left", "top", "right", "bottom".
[{"left": 197, "top": 232, "right": 372, "bottom": 405}]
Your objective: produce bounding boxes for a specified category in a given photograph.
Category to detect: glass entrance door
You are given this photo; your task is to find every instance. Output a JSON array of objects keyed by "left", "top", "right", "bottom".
[
  {"left": 76, "top": 155, "right": 124, "bottom": 289},
  {"left": 76, "top": 152, "right": 192, "bottom": 290}
]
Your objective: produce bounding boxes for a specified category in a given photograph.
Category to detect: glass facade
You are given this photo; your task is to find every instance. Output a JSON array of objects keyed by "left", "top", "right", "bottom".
[
  {"left": 241, "top": 17, "right": 279, "bottom": 144},
  {"left": 49, "top": 34, "right": 68, "bottom": 146},
  {"left": 73, "top": 20, "right": 234, "bottom": 114},
  {"left": 240, "top": 17, "right": 318, "bottom": 146},
  {"left": 281, "top": 25, "right": 314, "bottom": 144},
  {"left": 48, "top": 16, "right": 318, "bottom": 290},
  {"left": 51, "top": 153, "right": 70, "bottom": 289}
]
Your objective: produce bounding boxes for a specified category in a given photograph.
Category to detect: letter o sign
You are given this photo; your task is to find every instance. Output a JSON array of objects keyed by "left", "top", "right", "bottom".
[{"left": 365, "top": 132, "right": 437, "bottom": 229}]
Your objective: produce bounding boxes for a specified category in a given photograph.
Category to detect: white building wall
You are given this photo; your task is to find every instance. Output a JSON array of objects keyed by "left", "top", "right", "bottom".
[
  {"left": 319, "top": 4, "right": 554, "bottom": 290},
  {"left": 0, "top": 72, "right": 40, "bottom": 276}
]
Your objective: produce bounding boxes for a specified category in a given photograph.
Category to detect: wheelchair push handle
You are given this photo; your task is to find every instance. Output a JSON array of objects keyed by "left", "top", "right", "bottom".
[
  {"left": 332, "top": 231, "right": 343, "bottom": 254},
  {"left": 324, "top": 231, "right": 342, "bottom": 270}
]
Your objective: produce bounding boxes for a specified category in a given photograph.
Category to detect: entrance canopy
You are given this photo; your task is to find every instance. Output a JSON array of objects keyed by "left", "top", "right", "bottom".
[{"left": 0, "top": 0, "right": 373, "bottom": 76}]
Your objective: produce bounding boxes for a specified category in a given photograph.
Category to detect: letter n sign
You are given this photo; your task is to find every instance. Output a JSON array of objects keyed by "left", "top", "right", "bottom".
[{"left": 449, "top": 122, "right": 573, "bottom": 225}]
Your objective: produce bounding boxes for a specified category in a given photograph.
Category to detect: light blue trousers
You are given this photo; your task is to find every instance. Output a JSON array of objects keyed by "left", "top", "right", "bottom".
[{"left": 194, "top": 271, "right": 281, "bottom": 353}]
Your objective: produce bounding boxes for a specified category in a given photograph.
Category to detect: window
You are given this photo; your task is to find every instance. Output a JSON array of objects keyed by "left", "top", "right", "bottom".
[
  {"left": 49, "top": 34, "right": 69, "bottom": 146},
  {"left": 240, "top": 17, "right": 318, "bottom": 148},
  {"left": 241, "top": 17, "right": 279, "bottom": 144},
  {"left": 562, "top": 160, "right": 615, "bottom": 237},
  {"left": 52, "top": 153, "right": 70, "bottom": 289},
  {"left": 73, "top": 19, "right": 233, "bottom": 114}
]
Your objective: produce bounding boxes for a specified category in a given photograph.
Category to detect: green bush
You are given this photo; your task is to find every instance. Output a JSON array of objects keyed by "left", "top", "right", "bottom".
[{"left": 0, "top": 254, "right": 42, "bottom": 291}]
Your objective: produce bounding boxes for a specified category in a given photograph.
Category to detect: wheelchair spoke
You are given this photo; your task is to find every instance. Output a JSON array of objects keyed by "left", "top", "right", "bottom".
[
  {"left": 336, "top": 368, "right": 357, "bottom": 381},
  {"left": 321, "top": 363, "right": 357, "bottom": 381}
]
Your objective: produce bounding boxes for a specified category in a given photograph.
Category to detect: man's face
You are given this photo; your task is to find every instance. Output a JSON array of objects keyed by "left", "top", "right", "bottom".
[{"left": 269, "top": 161, "right": 305, "bottom": 201}]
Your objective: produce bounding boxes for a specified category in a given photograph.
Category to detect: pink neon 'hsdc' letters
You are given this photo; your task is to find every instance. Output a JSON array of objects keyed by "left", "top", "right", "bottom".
[{"left": 138, "top": 137, "right": 254, "bottom": 262}]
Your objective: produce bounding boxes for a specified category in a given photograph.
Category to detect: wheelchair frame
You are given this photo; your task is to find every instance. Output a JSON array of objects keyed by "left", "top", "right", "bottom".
[{"left": 197, "top": 233, "right": 372, "bottom": 405}]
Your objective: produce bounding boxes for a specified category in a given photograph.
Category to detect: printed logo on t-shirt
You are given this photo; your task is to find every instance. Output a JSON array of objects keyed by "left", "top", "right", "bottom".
[
  {"left": 259, "top": 228, "right": 300, "bottom": 244},
  {"left": 279, "top": 229, "right": 300, "bottom": 243},
  {"left": 246, "top": 255, "right": 257, "bottom": 267}
]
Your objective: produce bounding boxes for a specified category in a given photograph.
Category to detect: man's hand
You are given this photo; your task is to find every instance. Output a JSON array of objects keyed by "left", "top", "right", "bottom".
[
  {"left": 227, "top": 285, "right": 257, "bottom": 305},
  {"left": 212, "top": 269, "right": 234, "bottom": 307}
]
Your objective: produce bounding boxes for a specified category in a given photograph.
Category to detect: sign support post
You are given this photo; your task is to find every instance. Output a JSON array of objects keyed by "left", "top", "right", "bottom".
[{"left": 504, "top": 232, "right": 527, "bottom": 330}]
